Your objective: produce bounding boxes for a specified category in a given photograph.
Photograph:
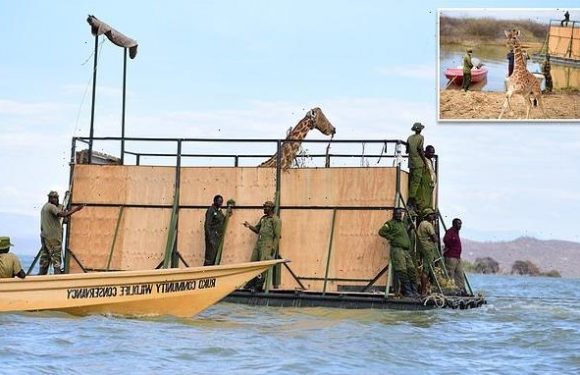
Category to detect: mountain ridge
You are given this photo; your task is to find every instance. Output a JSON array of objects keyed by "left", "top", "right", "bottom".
[{"left": 461, "top": 236, "right": 580, "bottom": 278}]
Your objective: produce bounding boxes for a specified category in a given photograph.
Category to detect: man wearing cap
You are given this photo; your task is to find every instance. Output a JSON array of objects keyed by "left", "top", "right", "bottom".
[
  {"left": 379, "top": 208, "right": 418, "bottom": 297},
  {"left": 416, "top": 145, "right": 436, "bottom": 211},
  {"left": 462, "top": 48, "right": 474, "bottom": 91},
  {"left": 406, "top": 122, "right": 425, "bottom": 210},
  {"left": 243, "top": 200, "right": 282, "bottom": 290},
  {"left": 39, "top": 191, "right": 85, "bottom": 275},
  {"left": 417, "top": 208, "right": 440, "bottom": 286},
  {"left": 0, "top": 236, "right": 26, "bottom": 279}
]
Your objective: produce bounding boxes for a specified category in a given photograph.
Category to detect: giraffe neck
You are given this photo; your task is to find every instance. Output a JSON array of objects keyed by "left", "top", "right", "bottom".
[
  {"left": 286, "top": 118, "right": 312, "bottom": 141},
  {"left": 513, "top": 46, "right": 527, "bottom": 73},
  {"left": 259, "top": 117, "right": 314, "bottom": 168}
]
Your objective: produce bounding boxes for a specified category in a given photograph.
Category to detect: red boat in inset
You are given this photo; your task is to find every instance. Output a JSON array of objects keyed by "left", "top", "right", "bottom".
[{"left": 444, "top": 66, "right": 488, "bottom": 84}]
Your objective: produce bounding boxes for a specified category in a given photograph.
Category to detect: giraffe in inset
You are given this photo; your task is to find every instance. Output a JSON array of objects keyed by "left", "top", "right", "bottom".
[
  {"left": 259, "top": 107, "right": 336, "bottom": 169},
  {"left": 499, "top": 29, "right": 546, "bottom": 119}
]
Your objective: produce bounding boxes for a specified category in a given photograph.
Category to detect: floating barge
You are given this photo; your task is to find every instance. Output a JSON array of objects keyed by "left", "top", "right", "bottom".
[
  {"left": 47, "top": 16, "right": 485, "bottom": 312},
  {"left": 532, "top": 20, "right": 580, "bottom": 67},
  {"left": 56, "top": 134, "right": 485, "bottom": 311}
]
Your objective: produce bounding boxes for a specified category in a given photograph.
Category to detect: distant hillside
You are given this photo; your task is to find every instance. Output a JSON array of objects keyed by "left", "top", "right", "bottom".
[
  {"left": 440, "top": 16, "right": 547, "bottom": 45},
  {"left": 462, "top": 236, "right": 580, "bottom": 278}
]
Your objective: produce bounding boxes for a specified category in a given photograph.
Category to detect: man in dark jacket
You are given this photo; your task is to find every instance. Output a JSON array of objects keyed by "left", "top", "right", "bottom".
[{"left": 204, "top": 195, "right": 226, "bottom": 266}]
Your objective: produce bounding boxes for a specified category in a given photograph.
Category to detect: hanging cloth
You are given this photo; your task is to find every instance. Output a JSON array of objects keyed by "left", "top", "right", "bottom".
[{"left": 87, "top": 15, "right": 138, "bottom": 59}]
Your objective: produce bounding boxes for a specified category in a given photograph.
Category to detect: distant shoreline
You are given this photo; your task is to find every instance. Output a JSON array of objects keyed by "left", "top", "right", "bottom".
[{"left": 440, "top": 15, "right": 547, "bottom": 46}]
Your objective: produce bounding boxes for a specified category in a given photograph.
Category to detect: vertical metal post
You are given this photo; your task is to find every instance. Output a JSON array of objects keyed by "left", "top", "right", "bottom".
[
  {"left": 275, "top": 140, "right": 282, "bottom": 206},
  {"left": 106, "top": 206, "right": 125, "bottom": 270},
  {"left": 172, "top": 140, "right": 183, "bottom": 268},
  {"left": 63, "top": 137, "right": 78, "bottom": 273},
  {"left": 88, "top": 34, "right": 99, "bottom": 164},
  {"left": 322, "top": 209, "right": 337, "bottom": 295},
  {"left": 266, "top": 140, "right": 283, "bottom": 293},
  {"left": 121, "top": 48, "right": 127, "bottom": 164},
  {"left": 435, "top": 155, "right": 439, "bottom": 213},
  {"left": 162, "top": 141, "right": 182, "bottom": 269},
  {"left": 395, "top": 164, "right": 401, "bottom": 207}
]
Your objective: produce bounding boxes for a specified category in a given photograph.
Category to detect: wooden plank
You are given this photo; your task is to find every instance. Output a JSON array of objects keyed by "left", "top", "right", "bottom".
[
  {"left": 281, "top": 168, "right": 399, "bottom": 207},
  {"left": 68, "top": 206, "right": 123, "bottom": 272},
  {"left": 277, "top": 210, "right": 334, "bottom": 290},
  {"left": 72, "top": 165, "right": 174, "bottom": 205},
  {"left": 180, "top": 167, "right": 276, "bottom": 206}
]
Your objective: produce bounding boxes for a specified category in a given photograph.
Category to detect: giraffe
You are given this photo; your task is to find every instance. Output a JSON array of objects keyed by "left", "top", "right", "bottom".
[
  {"left": 259, "top": 107, "right": 336, "bottom": 169},
  {"left": 499, "top": 29, "right": 546, "bottom": 119}
]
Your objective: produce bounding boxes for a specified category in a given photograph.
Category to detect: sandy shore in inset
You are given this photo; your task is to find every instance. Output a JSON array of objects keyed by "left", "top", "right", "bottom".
[{"left": 439, "top": 90, "right": 580, "bottom": 121}]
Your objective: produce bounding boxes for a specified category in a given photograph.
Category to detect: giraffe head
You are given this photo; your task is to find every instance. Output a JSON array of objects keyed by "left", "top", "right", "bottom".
[
  {"left": 304, "top": 107, "right": 336, "bottom": 137},
  {"left": 505, "top": 29, "right": 521, "bottom": 50}
]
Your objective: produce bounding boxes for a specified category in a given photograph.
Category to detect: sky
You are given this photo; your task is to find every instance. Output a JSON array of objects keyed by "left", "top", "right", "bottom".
[{"left": 1, "top": 1, "right": 579, "bottom": 255}]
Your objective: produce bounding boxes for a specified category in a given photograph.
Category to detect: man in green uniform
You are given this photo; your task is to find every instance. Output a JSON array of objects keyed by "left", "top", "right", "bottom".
[
  {"left": 462, "top": 48, "right": 473, "bottom": 92},
  {"left": 417, "top": 208, "right": 440, "bottom": 287},
  {"left": 378, "top": 208, "right": 418, "bottom": 297},
  {"left": 204, "top": 195, "right": 226, "bottom": 266},
  {"left": 542, "top": 54, "right": 553, "bottom": 93},
  {"left": 406, "top": 122, "right": 425, "bottom": 210},
  {"left": 416, "top": 145, "right": 436, "bottom": 211},
  {"left": 0, "top": 236, "right": 26, "bottom": 279},
  {"left": 39, "top": 191, "right": 85, "bottom": 275},
  {"left": 243, "top": 200, "right": 282, "bottom": 291}
]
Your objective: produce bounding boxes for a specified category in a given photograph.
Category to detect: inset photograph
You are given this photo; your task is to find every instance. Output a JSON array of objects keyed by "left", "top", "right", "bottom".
[{"left": 438, "top": 8, "right": 580, "bottom": 121}]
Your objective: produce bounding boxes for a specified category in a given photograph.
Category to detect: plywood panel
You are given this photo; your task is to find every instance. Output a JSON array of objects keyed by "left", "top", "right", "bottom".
[
  {"left": 180, "top": 167, "right": 276, "bottom": 206},
  {"left": 118, "top": 208, "right": 172, "bottom": 270},
  {"left": 68, "top": 206, "right": 123, "bottom": 272},
  {"left": 548, "top": 26, "right": 580, "bottom": 59},
  {"left": 72, "top": 165, "right": 175, "bottom": 205},
  {"left": 69, "top": 165, "right": 409, "bottom": 292},
  {"left": 277, "top": 210, "right": 334, "bottom": 290},
  {"left": 281, "top": 168, "right": 400, "bottom": 206},
  {"left": 326, "top": 210, "right": 390, "bottom": 291},
  {"left": 221, "top": 209, "right": 264, "bottom": 264},
  {"left": 68, "top": 207, "right": 171, "bottom": 272},
  {"left": 176, "top": 209, "right": 206, "bottom": 267},
  {"left": 276, "top": 209, "right": 391, "bottom": 292}
]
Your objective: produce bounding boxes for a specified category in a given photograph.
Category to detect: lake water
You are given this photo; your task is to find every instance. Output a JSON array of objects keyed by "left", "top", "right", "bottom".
[
  {"left": 2, "top": 258, "right": 579, "bottom": 374},
  {"left": 440, "top": 44, "right": 580, "bottom": 92}
]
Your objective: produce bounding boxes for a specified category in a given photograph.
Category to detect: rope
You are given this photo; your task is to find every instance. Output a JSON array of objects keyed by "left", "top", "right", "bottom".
[
  {"left": 422, "top": 293, "right": 446, "bottom": 308},
  {"left": 73, "top": 36, "right": 107, "bottom": 137},
  {"left": 421, "top": 292, "right": 487, "bottom": 309}
]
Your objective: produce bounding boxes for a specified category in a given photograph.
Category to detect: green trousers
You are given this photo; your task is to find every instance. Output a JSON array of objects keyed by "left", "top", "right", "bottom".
[
  {"left": 408, "top": 167, "right": 423, "bottom": 202},
  {"left": 391, "top": 246, "right": 417, "bottom": 285},
  {"left": 462, "top": 73, "right": 472, "bottom": 91},
  {"left": 416, "top": 175, "right": 434, "bottom": 211}
]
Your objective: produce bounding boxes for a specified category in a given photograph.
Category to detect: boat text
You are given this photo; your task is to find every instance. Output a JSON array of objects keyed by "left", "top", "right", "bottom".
[{"left": 66, "top": 277, "right": 217, "bottom": 300}]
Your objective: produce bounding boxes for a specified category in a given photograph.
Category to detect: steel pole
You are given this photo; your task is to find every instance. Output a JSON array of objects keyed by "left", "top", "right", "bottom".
[
  {"left": 88, "top": 34, "right": 98, "bottom": 164},
  {"left": 121, "top": 48, "right": 127, "bottom": 164}
]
